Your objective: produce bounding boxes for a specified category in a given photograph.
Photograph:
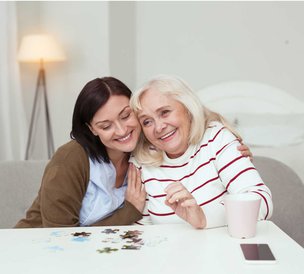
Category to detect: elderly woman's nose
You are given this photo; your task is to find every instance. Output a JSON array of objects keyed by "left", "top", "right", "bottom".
[{"left": 155, "top": 119, "right": 166, "bottom": 132}]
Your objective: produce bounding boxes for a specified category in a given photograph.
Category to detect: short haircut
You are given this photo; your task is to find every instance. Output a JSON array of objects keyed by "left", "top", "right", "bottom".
[{"left": 70, "top": 77, "right": 132, "bottom": 163}]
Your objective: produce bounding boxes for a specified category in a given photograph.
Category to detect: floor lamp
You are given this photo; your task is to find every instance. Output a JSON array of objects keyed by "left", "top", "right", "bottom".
[{"left": 18, "top": 34, "right": 66, "bottom": 160}]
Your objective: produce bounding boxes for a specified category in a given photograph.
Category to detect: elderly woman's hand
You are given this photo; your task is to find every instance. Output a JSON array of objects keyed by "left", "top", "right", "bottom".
[{"left": 164, "top": 182, "right": 206, "bottom": 229}]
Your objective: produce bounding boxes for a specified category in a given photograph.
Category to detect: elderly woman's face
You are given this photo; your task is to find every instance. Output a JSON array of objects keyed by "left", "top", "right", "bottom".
[{"left": 137, "top": 88, "right": 191, "bottom": 158}]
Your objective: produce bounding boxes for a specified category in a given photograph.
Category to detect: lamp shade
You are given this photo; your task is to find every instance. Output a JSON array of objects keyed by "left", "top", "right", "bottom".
[{"left": 18, "top": 34, "right": 66, "bottom": 63}]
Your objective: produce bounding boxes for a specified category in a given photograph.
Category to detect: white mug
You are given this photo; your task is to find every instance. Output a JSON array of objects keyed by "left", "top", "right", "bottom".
[{"left": 224, "top": 193, "right": 261, "bottom": 239}]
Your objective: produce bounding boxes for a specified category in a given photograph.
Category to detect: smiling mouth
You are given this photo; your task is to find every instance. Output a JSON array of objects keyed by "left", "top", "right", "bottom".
[
  {"left": 160, "top": 129, "right": 176, "bottom": 140},
  {"left": 117, "top": 132, "right": 132, "bottom": 142}
]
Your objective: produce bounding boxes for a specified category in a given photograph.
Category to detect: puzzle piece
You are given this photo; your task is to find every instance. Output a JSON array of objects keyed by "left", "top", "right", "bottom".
[
  {"left": 101, "top": 228, "right": 120, "bottom": 234},
  {"left": 50, "top": 231, "right": 69, "bottom": 237},
  {"left": 71, "top": 232, "right": 91, "bottom": 237},
  {"left": 46, "top": 245, "right": 64, "bottom": 252},
  {"left": 122, "top": 244, "right": 141, "bottom": 250},
  {"left": 102, "top": 237, "right": 121, "bottom": 244},
  {"left": 145, "top": 236, "right": 168, "bottom": 247},
  {"left": 120, "top": 230, "right": 143, "bottom": 239},
  {"left": 72, "top": 237, "right": 90, "bottom": 242},
  {"left": 97, "top": 247, "right": 119, "bottom": 254},
  {"left": 126, "top": 238, "right": 144, "bottom": 245}
]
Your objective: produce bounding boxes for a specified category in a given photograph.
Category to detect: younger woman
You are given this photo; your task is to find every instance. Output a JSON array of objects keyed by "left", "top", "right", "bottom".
[{"left": 15, "top": 77, "right": 145, "bottom": 227}]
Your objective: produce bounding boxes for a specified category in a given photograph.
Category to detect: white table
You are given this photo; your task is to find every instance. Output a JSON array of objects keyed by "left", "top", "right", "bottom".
[{"left": 0, "top": 221, "right": 303, "bottom": 274}]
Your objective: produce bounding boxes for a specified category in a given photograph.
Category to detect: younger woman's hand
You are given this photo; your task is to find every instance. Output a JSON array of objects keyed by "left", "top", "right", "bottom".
[
  {"left": 164, "top": 182, "right": 206, "bottom": 229},
  {"left": 237, "top": 143, "right": 253, "bottom": 162},
  {"left": 125, "top": 163, "right": 146, "bottom": 213}
]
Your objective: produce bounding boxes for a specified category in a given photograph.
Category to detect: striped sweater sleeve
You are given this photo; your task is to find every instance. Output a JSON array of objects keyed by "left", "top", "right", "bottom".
[{"left": 212, "top": 126, "right": 273, "bottom": 220}]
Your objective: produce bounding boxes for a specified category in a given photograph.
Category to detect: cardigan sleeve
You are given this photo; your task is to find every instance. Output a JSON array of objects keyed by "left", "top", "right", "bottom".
[
  {"left": 14, "top": 141, "right": 90, "bottom": 228},
  {"left": 39, "top": 161, "right": 88, "bottom": 227},
  {"left": 23, "top": 141, "right": 90, "bottom": 227}
]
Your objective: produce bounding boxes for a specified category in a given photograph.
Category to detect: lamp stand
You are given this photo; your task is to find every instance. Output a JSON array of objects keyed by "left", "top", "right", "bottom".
[{"left": 25, "top": 60, "right": 55, "bottom": 160}]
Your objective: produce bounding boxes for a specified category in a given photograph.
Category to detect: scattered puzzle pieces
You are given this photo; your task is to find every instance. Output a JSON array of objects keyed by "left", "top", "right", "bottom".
[{"left": 36, "top": 227, "right": 169, "bottom": 255}]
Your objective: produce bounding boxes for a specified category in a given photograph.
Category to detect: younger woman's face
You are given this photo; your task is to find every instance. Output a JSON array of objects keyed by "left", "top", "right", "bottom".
[
  {"left": 137, "top": 88, "right": 191, "bottom": 159},
  {"left": 89, "top": 95, "right": 141, "bottom": 155}
]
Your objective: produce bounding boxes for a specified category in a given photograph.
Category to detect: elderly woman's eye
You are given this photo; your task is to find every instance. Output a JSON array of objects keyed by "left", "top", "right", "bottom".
[{"left": 142, "top": 119, "right": 151, "bottom": 127}]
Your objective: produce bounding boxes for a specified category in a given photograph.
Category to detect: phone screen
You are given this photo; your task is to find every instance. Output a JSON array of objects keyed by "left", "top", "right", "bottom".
[{"left": 240, "top": 244, "right": 276, "bottom": 263}]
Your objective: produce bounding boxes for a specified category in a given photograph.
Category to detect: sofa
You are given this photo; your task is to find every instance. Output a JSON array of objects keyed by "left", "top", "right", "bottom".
[
  {"left": 0, "top": 160, "right": 48, "bottom": 228},
  {"left": 0, "top": 157, "right": 303, "bottom": 247}
]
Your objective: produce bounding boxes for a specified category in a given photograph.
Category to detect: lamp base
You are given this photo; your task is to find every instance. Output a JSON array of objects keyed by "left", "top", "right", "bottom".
[{"left": 25, "top": 63, "right": 54, "bottom": 160}]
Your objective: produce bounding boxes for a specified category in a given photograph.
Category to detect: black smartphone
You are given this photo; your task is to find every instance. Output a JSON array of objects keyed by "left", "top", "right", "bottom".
[{"left": 240, "top": 243, "right": 276, "bottom": 264}]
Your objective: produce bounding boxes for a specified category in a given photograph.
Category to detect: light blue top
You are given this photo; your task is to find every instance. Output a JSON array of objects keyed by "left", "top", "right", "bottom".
[{"left": 79, "top": 158, "right": 127, "bottom": 226}]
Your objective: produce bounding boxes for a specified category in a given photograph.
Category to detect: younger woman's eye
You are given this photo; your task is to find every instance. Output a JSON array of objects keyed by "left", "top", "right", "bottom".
[
  {"left": 98, "top": 124, "right": 111, "bottom": 130},
  {"left": 121, "top": 112, "right": 131, "bottom": 120},
  {"left": 161, "top": 109, "right": 170, "bottom": 116}
]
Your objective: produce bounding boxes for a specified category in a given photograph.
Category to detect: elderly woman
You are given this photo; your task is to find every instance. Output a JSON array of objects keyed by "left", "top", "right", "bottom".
[{"left": 130, "top": 75, "right": 273, "bottom": 229}]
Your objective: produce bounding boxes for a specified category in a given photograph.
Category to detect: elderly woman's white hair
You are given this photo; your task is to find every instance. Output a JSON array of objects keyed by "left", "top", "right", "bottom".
[{"left": 130, "top": 74, "right": 240, "bottom": 166}]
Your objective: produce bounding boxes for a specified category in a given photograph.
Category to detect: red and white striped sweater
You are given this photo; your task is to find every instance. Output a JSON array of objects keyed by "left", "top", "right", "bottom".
[{"left": 132, "top": 121, "right": 273, "bottom": 228}]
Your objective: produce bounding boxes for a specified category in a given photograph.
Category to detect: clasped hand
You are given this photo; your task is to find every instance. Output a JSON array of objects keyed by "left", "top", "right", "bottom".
[
  {"left": 125, "top": 163, "right": 146, "bottom": 213},
  {"left": 165, "top": 182, "right": 206, "bottom": 229}
]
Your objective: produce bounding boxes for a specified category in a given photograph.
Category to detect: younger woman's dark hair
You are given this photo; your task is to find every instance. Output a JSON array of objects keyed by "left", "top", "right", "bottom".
[{"left": 70, "top": 77, "right": 132, "bottom": 163}]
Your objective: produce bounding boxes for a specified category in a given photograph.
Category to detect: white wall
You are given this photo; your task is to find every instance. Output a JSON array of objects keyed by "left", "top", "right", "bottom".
[
  {"left": 17, "top": 1, "right": 110, "bottom": 151},
  {"left": 15, "top": 1, "right": 304, "bottom": 157},
  {"left": 135, "top": 1, "right": 304, "bottom": 101},
  {"left": 109, "top": 1, "right": 136, "bottom": 90}
]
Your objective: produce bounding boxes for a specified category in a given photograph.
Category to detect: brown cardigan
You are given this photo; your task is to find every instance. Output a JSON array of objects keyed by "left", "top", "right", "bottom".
[{"left": 15, "top": 140, "right": 142, "bottom": 228}]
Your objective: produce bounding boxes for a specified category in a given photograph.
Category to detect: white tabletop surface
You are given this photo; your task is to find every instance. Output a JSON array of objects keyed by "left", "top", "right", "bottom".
[{"left": 0, "top": 221, "right": 303, "bottom": 274}]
